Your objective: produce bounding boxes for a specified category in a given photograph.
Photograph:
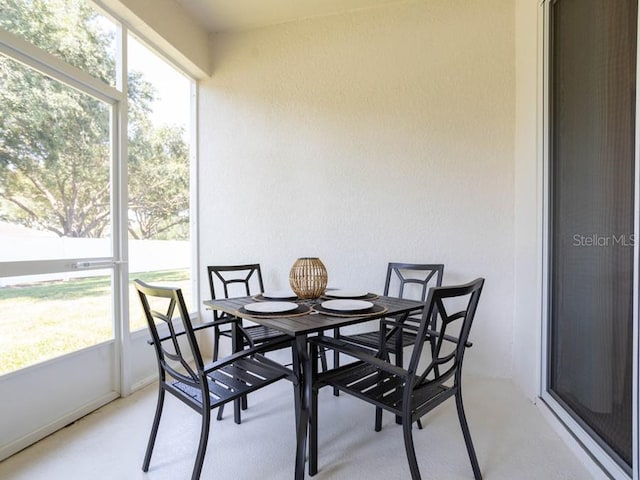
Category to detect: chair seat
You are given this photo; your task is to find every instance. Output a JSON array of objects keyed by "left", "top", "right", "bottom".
[
  {"left": 219, "top": 325, "right": 289, "bottom": 345},
  {"left": 340, "top": 329, "right": 418, "bottom": 354},
  {"left": 170, "top": 356, "right": 288, "bottom": 410},
  {"left": 316, "top": 361, "right": 452, "bottom": 418}
]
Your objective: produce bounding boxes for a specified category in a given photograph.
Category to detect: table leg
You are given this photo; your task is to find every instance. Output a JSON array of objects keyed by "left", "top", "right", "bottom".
[{"left": 294, "top": 334, "right": 311, "bottom": 480}]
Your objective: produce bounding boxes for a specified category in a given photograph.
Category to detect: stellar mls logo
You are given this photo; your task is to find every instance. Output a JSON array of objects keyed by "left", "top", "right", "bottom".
[{"left": 572, "top": 234, "right": 636, "bottom": 247}]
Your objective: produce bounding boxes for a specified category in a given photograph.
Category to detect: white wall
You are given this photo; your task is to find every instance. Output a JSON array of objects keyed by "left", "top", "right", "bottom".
[
  {"left": 198, "top": 0, "right": 516, "bottom": 378},
  {"left": 513, "top": 0, "right": 542, "bottom": 399}
]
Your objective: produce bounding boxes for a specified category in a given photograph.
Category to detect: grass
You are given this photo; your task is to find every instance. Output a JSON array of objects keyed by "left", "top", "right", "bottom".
[{"left": 0, "top": 269, "right": 191, "bottom": 375}]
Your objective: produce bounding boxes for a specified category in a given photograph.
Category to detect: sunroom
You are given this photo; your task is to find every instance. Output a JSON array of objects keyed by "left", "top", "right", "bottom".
[{"left": 0, "top": 1, "right": 636, "bottom": 479}]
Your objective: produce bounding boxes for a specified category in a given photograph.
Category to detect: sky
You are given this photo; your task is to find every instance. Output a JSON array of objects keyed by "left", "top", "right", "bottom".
[
  {"left": 127, "top": 35, "right": 191, "bottom": 130},
  {"left": 93, "top": 8, "right": 191, "bottom": 130}
]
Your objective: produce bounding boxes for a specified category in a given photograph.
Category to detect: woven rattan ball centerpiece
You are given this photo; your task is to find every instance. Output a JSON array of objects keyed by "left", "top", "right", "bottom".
[{"left": 289, "top": 257, "right": 328, "bottom": 299}]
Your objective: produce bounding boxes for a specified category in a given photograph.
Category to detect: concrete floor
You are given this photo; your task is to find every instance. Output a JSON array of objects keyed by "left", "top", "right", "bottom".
[{"left": 0, "top": 375, "right": 595, "bottom": 480}]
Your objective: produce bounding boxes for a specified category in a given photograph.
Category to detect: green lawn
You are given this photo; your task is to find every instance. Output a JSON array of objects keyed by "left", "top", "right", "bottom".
[{"left": 0, "top": 269, "right": 190, "bottom": 375}]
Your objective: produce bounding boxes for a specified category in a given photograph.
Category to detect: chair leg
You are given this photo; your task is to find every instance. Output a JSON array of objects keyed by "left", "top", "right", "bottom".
[
  {"left": 309, "top": 387, "right": 319, "bottom": 476},
  {"left": 455, "top": 390, "right": 482, "bottom": 480},
  {"left": 142, "top": 386, "right": 165, "bottom": 472},
  {"left": 332, "top": 328, "right": 340, "bottom": 396},
  {"left": 319, "top": 348, "right": 328, "bottom": 372},
  {"left": 395, "top": 386, "right": 403, "bottom": 425},
  {"left": 375, "top": 406, "right": 382, "bottom": 432},
  {"left": 290, "top": 379, "right": 302, "bottom": 474},
  {"left": 309, "top": 343, "right": 320, "bottom": 476},
  {"left": 232, "top": 371, "right": 243, "bottom": 424},
  {"left": 332, "top": 349, "right": 340, "bottom": 396},
  {"left": 234, "top": 396, "right": 242, "bottom": 424},
  {"left": 292, "top": 346, "right": 302, "bottom": 433},
  {"left": 212, "top": 326, "right": 220, "bottom": 361},
  {"left": 213, "top": 328, "right": 225, "bottom": 421},
  {"left": 402, "top": 411, "right": 421, "bottom": 480},
  {"left": 191, "top": 408, "right": 211, "bottom": 480},
  {"left": 395, "top": 343, "right": 403, "bottom": 370}
]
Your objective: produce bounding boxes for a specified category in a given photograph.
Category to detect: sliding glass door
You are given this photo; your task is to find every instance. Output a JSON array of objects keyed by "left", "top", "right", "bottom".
[{"left": 545, "top": 0, "right": 636, "bottom": 477}]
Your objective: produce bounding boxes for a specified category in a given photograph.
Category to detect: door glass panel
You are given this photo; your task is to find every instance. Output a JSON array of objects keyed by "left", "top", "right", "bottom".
[
  {"left": 549, "top": 0, "right": 636, "bottom": 468},
  {"left": 127, "top": 34, "right": 192, "bottom": 331},
  {"left": 0, "top": 53, "right": 111, "bottom": 261},
  {"left": 0, "top": 0, "right": 118, "bottom": 87},
  {"left": 0, "top": 270, "right": 113, "bottom": 375}
]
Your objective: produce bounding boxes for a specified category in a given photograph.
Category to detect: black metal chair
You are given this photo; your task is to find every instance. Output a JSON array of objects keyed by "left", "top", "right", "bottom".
[
  {"left": 207, "top": 263, "right": 327, "bottom": 422},
  {"left": 207, "top": 264, "right": 290, "bottom": 361},
  {"left": 334, "top": 263, "right": 444, "bottom": 369},
  {"left": 134, "top": 280, "right": 298, "bottom": 480},
  {"left": 309, "top": 278, "right": 485, "bottom": 480},
  {"left": 333, "top": 263, "right": 444, "bottom": 411}
]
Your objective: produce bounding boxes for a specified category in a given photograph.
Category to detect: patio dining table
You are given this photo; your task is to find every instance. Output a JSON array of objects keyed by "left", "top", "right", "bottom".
[{"left": 204, "top": 294, "right": 424, "bottom": 479}]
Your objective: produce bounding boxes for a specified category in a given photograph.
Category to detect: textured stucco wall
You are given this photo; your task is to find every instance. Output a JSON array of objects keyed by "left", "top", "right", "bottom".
[
  {"left": 513, "top": 0, "right": 541, "bottom": 400},
  {"left": 198, "top": 0, "right": 515, "bottom": 377}
]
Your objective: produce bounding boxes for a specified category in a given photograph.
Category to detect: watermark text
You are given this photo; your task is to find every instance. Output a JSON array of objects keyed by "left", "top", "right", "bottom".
[{"left": 572, "top": 234, "right": 635, "bottom": 247}]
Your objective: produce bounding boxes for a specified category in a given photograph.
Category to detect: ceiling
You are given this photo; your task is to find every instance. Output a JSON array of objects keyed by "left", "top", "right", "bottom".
[{"left": 175, "top": 0, "right": 411, "bottom": 33}]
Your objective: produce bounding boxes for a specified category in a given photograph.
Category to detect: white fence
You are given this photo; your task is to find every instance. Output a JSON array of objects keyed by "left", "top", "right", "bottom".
[{"left": 0, "top": 236, "right": 189, "bottom": 286}]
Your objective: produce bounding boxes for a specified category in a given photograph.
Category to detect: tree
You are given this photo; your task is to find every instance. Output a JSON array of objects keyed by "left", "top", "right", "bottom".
[
  {"left": 0, "top": 0, "right": 190, "bottom": 239},
  {"left": 128, "top": 125, "right": 190, "bottom": 240},
  {"left": 0, "top": 54, "right": 111, "bottom": 237}
]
